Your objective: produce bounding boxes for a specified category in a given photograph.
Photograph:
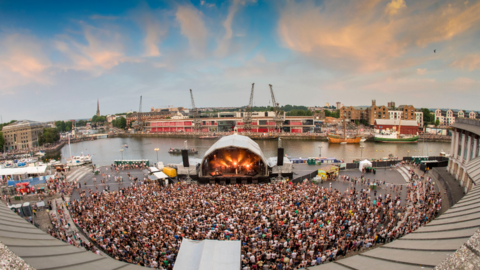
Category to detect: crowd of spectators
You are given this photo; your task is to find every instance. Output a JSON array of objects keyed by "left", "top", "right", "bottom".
[{"left": 67, "top": 171, "right": 441, "bottom": 269}]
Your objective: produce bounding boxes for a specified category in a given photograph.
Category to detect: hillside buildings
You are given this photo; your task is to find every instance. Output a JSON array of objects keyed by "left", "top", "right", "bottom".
[
  {"left": 2, "top": 120, "right": 44, "bottom": 151},
  {"left": 434, "top": 109, "right": 478, "bottom": 126},
  {"left": 339, "top": 100, "right": 424, "bottom": 127}
]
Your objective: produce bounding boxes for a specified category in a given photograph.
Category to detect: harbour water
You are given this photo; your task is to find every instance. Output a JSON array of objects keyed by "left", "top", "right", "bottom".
[{"left": 60, "top": 137, "right": 451, "bottom": 166}]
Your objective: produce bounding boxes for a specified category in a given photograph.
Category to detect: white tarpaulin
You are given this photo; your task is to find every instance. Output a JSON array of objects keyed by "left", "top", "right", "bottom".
[
  {"left": 0, "top": 165, "right": 47, "bottom": 176},
  {"left": 153, "top": 172, "right": 169, "bottom": 179},
  {"left": 174, "top": 239, "right": 240, "bottom": 270},
  {"left": 149, "top": 167, "right": 159, "bottom": 173},
  {"left": 359, "top": 159, "right": 373, "bottom": 172}
]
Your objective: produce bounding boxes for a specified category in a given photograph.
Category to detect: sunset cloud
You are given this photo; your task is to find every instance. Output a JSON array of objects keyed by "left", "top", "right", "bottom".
[
  {"left": 54, "top": 24, "right": 138, "bottom": 75},
  {"left": 0, "top": 34, "right": 52, "bottom": 90},
  {"left": 451, "top": 54, "right": 480, "bottom": 71},
  {"left": 176, "top": 5, "right": 208, "bottom": 57},
  {"left": 278, "top": 0, "right": 480, "bottom": 72},
  {"left": 385, "top": 0, "right": 406, "bottom": 16}
]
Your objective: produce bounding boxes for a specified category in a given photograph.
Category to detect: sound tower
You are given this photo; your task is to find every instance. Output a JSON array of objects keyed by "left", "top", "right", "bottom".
[
  {"left": 277, "top": 148, "right": 284, "bottom": 166},
  {"left": 181, "top": 150, "right": 190, "bottom": 167}
]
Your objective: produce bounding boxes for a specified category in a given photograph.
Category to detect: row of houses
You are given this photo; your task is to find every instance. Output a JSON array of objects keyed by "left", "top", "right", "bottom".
[
  {"left": 434, "top": 109, "right": 478, "bottom": 126},
  {"left": 339, "top": 100, "right": 425, "bottom": 127}
]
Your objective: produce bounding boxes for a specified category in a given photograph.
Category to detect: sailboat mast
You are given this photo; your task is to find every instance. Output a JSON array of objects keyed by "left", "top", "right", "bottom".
[
  {"left": 68, "top": 134, "right": 72, "bottom": 161},
  {"left": 397, "top": 118, "right": 402, "bottom": 139}
]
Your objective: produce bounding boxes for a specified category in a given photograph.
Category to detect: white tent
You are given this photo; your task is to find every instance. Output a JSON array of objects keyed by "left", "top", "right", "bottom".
[
  {"left": 174, "top": 239, "right": 240, "bottom": 270},
  {"left": 0, "top": 165, "right": 47, "bottom": 176},
  {"left": 149, "top": 167, "right": 159, "bottom": 173},
  {"left": 359, "top": 159, "right": 373, "bottom": 172},
  {"left": 153, "top": 172, "right": 169, "bottom": 179}
]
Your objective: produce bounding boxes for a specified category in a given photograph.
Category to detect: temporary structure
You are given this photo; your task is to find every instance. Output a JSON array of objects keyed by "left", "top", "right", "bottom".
[
  {"left": 359, "top": 159, "right": 373, "bottom": 172},
  {"left": 174, "top": 239, "right": 240, "bottom": 270}
]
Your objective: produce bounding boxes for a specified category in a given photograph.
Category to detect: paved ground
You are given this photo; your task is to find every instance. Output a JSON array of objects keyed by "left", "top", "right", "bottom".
[
  {"left": 292, "top": 163, "right": 407, "bottom": 185},
  {"left": 70, "top": 166, "right": 147, "bottom": 201}
]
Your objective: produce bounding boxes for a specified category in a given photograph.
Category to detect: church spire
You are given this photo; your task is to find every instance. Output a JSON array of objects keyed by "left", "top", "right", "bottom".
[{"left": 96, "top": 99, "right": 100, "bottom": 116}]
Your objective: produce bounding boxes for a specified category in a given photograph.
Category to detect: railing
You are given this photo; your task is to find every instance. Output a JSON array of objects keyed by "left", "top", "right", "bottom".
[{"left": 456, "top": 117, "right": 480, "bottom": 126}]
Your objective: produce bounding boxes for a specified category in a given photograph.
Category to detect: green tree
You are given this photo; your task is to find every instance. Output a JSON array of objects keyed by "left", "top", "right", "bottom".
[
  {"left": 435, "top": 119, "right": 440, "bottom": 127},
  {"left": 55, "top": 121, "right": 66, "bottom": 132},
  {"left": 421, "top": 108, "right": 433, "bottom": 124},
  {"left": 65, "top": 121, "right": 73, "bottom": 131},
  {"left": 112, "top": 117, "right": 127, "bottom": 129},
  {"left": 38, "top": 128, "right": 60, "bottom": 146},
  {"left": 77, "top": 120, "right": 87, "bottom": 127},
  {"left": 0, "top": 131, "right": 4, "bottom": 151}
]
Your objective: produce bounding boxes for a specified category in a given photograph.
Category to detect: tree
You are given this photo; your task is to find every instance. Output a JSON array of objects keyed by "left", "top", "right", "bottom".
[
  {"left": 435, "top": 119, "right": 440, "bottom": 127},
  {"left": 38, "top": 128, "right": 60, "bottom": 146},
  {"left": 0, "top": 132, "right": 4, "bottom": 151},
  {"left": 55, "top": 121, "right": 66, "bottom": 132},
  {"left": 77, "top": 120, "right": 87, "bottom": 127},
  {"left": 421, "top": 108, "right": 433, "bottom": 124},
  {"left": 113, "top": 117, "right": 126, "bottom": 129},
  {"left": 65, "top": 121, "right": 73, "bottom": 131}
]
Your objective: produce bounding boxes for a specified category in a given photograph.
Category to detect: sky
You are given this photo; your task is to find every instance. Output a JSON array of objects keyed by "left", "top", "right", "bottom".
[{"left": 1, "top": 0, "right": 480, "bottom": 122}]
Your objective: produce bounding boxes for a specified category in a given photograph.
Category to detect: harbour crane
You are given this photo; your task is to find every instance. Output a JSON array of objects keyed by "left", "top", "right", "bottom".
[
  {"left": 243, "top": 83, "right": 255, "bottom": 132},
  {"left": 269, "top": 84, "right": 284, "bottom": 132},
  {"left": 190, "top": 89, "right": 201, "bottom": 132}
]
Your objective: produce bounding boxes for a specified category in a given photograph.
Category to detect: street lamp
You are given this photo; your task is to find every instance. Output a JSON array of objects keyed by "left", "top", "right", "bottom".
[
  {"left": 318, "top": 145, "right": 322, "bottom": 158},
  {"left": 154, "top": 148, "right": 159, "bottom": 162},
  {"left": 360, "top": 145, "right": 364, "bottom": 159},
  {"left": 119, "top": 149, "right": 124, "bottom": 160}
]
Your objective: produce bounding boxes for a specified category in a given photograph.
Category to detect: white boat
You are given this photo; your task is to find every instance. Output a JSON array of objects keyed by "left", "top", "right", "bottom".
[
  {"left": 360, "top": 137, "right": 366, "bottom": 143},
  {"left": 35, "top": 151, "right": 45, "bottom": 156}
]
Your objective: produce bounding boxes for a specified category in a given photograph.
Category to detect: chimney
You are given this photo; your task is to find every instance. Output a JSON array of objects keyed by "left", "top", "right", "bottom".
[{"left": 372, "top": 99, "right": 376, "bottom": 106}]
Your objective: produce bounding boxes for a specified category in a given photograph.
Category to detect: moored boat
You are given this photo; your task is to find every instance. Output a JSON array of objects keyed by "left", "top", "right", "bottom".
[
  {"left": 168, "top": 148, "right": 198, "bottom": 154},
  {"left": 374, "top": 132, "right": 418, "bottom": 143},
  {"left": 328, "top": 134, "right": 362, "bottom": 144},
  {"left": 374, "top": 119, "right": 418, "bottom": 143},
  {"left": 199, "top": 136, "right": 220, "bottom": 139}
]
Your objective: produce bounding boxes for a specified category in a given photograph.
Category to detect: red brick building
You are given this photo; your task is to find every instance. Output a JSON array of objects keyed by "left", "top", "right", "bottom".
[{"left": 374, "top": 119, "right": 419, "bottom": 135}]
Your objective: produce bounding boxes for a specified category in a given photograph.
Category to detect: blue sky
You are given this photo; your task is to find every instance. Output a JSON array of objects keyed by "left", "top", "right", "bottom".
[{"left": 1, "top": 0, "right": 480, "bottom": 121}]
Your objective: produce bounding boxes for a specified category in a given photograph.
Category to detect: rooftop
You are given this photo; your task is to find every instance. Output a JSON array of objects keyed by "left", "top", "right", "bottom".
[{"left": 2, "top": 120, "right": 44, "bottom": 131}]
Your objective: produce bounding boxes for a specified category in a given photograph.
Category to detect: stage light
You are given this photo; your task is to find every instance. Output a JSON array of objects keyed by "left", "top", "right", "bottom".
[{"left": 233, "top": 162, "right": 237, "bottom": 166}]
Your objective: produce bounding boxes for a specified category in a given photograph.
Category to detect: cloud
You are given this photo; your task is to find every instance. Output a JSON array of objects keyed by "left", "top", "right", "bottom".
[
  {"left": 455, "top": 77, "right": 475, "bottom": 84},
  {"left": 278, "top": 0, "right": 480, "bottom": 73},
  {"left": 130, "top": 3, "right": 167, "bottom": 57},
  {"left": 385, "top": 0, "right": 406, "bottom": 16},
  {"left": 451, "top": 54, "right": 480, "bottom": 71},
  {"left": 417, "top": 68, "right": 427, "bottom": 75},
  {"left": 0, "top": 33, "right": 52, "bottom": 90},
  {"left": 55, "top": 24, "right": 139, "bottom": 75},
  {"left": 216, "top": 0, "right": 256, "bottom": 57},
  {"left": 176, "top": 5, "right": 208, "bottom": 57}
]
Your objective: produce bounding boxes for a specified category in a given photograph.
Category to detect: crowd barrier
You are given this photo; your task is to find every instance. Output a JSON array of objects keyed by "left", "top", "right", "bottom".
[{"left": 7, "top": 175, "right": 54, "bottom": 187}]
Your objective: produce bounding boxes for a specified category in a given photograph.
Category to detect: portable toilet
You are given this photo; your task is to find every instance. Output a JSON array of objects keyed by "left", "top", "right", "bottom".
[
  {"left": 22, "top": 202, "right": 32, "bottom": 216},
  {"left": 15, "top": 204, "right": 24, "bottom": 217},
  {"left": 156, "top": 161, "right": 164, "bottom": 171}
]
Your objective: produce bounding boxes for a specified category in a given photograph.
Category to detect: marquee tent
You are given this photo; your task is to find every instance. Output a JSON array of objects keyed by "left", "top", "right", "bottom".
[
  {"left": 173, "top": 239, "right": 240, "bottom": 270},
  {"left": 359, "top": 159, "right": 373, "bottom": 172},
  {"left": 153, "top": 172, "right": 169, "bottom": 179}
]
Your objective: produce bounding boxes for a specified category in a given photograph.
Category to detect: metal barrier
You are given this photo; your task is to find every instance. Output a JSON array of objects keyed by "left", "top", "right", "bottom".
[{"left": 7, "top": 175, "right": 54, "bottom": 187}]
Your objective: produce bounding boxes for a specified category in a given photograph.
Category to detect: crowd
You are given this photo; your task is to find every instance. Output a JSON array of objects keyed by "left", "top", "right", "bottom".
[
  {"left": 68, "top": 170, "right": 441, "bottom": 270},
  {"left": 48, "top": 199, "right": 100, "bottom": 255}
]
